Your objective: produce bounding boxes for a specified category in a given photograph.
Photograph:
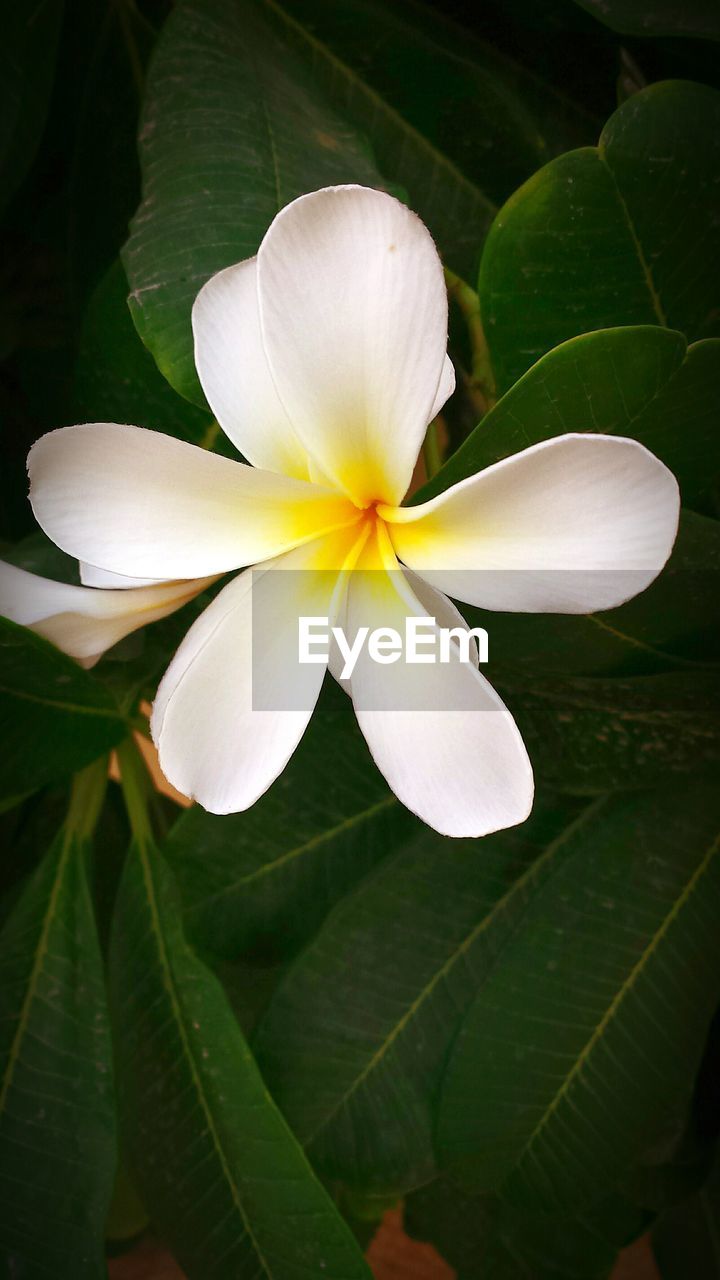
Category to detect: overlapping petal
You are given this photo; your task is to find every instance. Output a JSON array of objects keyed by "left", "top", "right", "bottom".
[
  {"left": 381, "top": 434, "right": 680, "bottom": 613},
  {"left": 256, "top": 185, "right": 449, "bottom": 507},
  {"left": 79, "top": 562, "right": 165, "bottom": 588},
  {"left": 192, "top": 257, "right": 311, "bottom": 479},
  {"left": 428, "top": 355, "right": 456, "bottom": 424},
  {"left": 29, "top": 424, "right": 358, "bottom": 580},
  {"left": 0, "top": 560, "right": 214, "bottom": 667},
  {"left": 343, "top": 523, "right": 533, "bottom": 837},
  {"left": 151, "top": 523, "right": 368, "bottom": 815}
]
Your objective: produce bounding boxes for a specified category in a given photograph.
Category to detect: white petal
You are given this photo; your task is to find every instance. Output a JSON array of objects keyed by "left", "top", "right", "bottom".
[
  {"left": 382, "top": 434, "right": 680, "bottom": 613},
  {"left": 257, "top": 185, "right": 448, "bottom": 507},
  {"left": 79, "top": 562, "right": 166, "bottom": 588},
  {"left": 404, "top": 567, "right": 480, "bottom": 667},
  {"left": 151, "top": 525, "right": 365, "bottom": 814},
  {"left": 344, "top": 525, "right": 533, "bottom": 838},
  {"left": 428, "top": 355, "right": 455, "bottom": 423},
  {"left": 29, "top": 424, "right": 358, "bottom": 580},
  {"left": 192, "top": 257, "right": 311, "bottom": 479},
  {"left": 333, "top": 565, "right": 479, "bottom": 693},
  {"left": 0, "top": 559, "right": 214, "bottom": 667}
]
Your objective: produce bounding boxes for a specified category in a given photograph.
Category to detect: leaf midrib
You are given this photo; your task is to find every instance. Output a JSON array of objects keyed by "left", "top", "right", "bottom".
[
  {"left": 191, "top": 793, "right": 397, "bottom": 913},
  {"left": 137, "top": 841, "right": 273, "bottom": 1280},
  {"left": 303, "top": 798, "right": 605, "bottom": 1147},
  {"left": 0, "top": 836, "right": 72, "bottom": 1120},
  {"left": 585, "top": 613, "right": 706, "bottom": 669},
  {"left": 598, "top": 147, "right": 667, "bottom": 326},
  {"left": 0, "top": 682, "right": 121, "bottom": 719},
  {"left": 511, "top": 831, "right": 720, "bottom": 1180},
  {"left": 260, "top": 0, "right": 496, "bottom": 225}
]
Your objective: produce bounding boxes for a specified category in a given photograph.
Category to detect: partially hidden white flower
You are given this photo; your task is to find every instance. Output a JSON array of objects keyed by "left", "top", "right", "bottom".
[
  {"left": 14, "top": 185, "right": 679, "bottom": 836},
  {"left": 0, "top": 559, "right": 216, "bottom": 668}
]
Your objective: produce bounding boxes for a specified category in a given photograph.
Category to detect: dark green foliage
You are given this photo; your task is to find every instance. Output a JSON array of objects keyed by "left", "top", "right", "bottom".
[
  {"left": 1, "top": 1, "right": 719, "bottom": 1276},
  {"left": 0, "top": 766, "right": 116, "bottom": 1279}
]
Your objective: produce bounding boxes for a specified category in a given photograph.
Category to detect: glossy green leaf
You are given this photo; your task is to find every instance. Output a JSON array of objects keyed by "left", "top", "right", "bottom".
[
  {"left": 264, "top": 0, "right": 596, "bottom": 264},
  {"left": 109, "top": 824, "right": 372, "bottom": 1280},
  {"left": 479, "top": 81, "right": 720, "bottom": 394},
  {"left": 405, "top": 1176, "right": 648, "bottom": 1280},
  {"left": 66, "top": 1, "right": 155, "bottom": 308},
  {"left": 0, "top": 0, "right": 63, "bottom": 214},
  {"left": 104, "top": 1161, "right": 149, "bottom": 1245},
  {"left": 123, "top": 0, "right": 393, "bottom": 406},
  {"left": 570, "top": 0, "right": 720, "bottom": 43},
  {"left": 420, "top": 327, "right": 720, "bottom": 509},
  {"left": 212, "top": 956, "right": 287, "bottom": 1041},
  {"left": 0, "top": 765, "right": 115, "bottom": 1278},
  {"left": 258, "top": 0, "right": 496, "bottom": 282},
  {"left": 462, "top": 511, "right": 720, "bottom": 678},
  {"left": 0, "top": 618, "right": 127, "bottom": 800},
  {"left": 652, "top": 1149, "right": 720, "bottom": 1278},
  {"left": 0, "top": 787, "right": 70, "bottom": 931},
  {"left": 437, "top": 782, "right": 720, "bottom": 1213},
  {"left": 254, "top": 797, "right": 583, "bottom": 1194},
  {"left": 494, "top": 669, "right": 720, "bottom": 793},
  {"left": 166, "top": 681, "right": 418, "bottom": 960},
  {"left": 3, "top": 528, "right": 79, "bottom": 585},
  {"left": 74, "top": 260, "right": 213, "bottom": 445}
]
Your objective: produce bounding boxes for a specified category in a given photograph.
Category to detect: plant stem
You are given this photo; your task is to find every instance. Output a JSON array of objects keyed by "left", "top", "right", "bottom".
[
  {"left": 200, "top": 418, "right": 221, "bottom": 451},
  {"left": 116, "top": 737, "right": 154, "bottom": 847},
  {"left": 422, "top": 417, "right": 443, "bottom": 480},
  {"left": 444, "top": 267, "right": 496, "bottom": 415},
  {"left": 65, "top": 758, "right": 109, "bottom": 843}
]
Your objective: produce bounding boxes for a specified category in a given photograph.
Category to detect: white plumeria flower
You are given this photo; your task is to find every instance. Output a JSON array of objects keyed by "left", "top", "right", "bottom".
[
  {"left": 0, "top": 559, "right": 217, "bottom": 668},
  {"left": 20, "top": 185, "right": 679, "bottom": 836}
]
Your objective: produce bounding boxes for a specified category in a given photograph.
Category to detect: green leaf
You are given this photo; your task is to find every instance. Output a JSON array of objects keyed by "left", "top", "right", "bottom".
[
  {"left": 109, "top": 817, "right": 372, "bottom": 1279},
  {"left": 479, "top": 81, "right": 720, "bottom": 394},
  {"left": 419, "top": 327, "right": 720, "bottom": 509},
  {"left": 262, "top": 0, "right": 597, "bottom": 256},
  {"left": 258, "top": 0, "right": 496, "bottom": 283},
  {"left": 0, "top": 787, "right": 70, "bottom": 930},
  {"left": 66, "top": 0, "right": 155, "bottom": 308},
  {"left": 3, "top": 528, "right": 79, "bottom": 585},
  {"left": 437, "top": 781, "right": 720, "bottom": 1213},
  {"left": 0, "top": 618, "right": 127, "bottom": 800},
  {"left": 167, "top": 681, "right": 418, "bottom": 960},
  {"left": 254, "top": 796, "right": 583, "bottom": 1194},
  {"left": 212, "top": 956, "right": 287, "bottom": 1040},
  {"left": 652, "top": 1149, "right": 720, "bottom": 1278},
  {"left": 569, "top": 0, "right": 720, "bottom": 43},
  {"left": 0, "top": 765, "right": 115, "bottom": 1278},
  {"left": 74, "top": 260, "right": 213, "bottom": 445},
  {"left": 405, "top": 1176, "right": 648, "bottom": 1280},
  {"left": 493, "top": 669, "right": 720, "bottom": 793},
  {"left": 0, "top": 0, "right": 64, "bottom": 214},
  {"left": 123, "top": 0, "right": 394, "bottom": 407},
  {"left": 105, "top": 1161, "right": 149, "bottom": 1245},
  {"left": 462, "top": 511, "right": 720, "bottom": 678}
]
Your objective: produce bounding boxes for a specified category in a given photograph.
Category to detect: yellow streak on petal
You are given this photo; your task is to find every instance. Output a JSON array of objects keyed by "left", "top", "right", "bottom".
[
  {"left": 376, "top": 500, "right": 451, "bottom": 566},
  {"left": 268, "top": 487, "right": 362, "bottom": 551}
]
